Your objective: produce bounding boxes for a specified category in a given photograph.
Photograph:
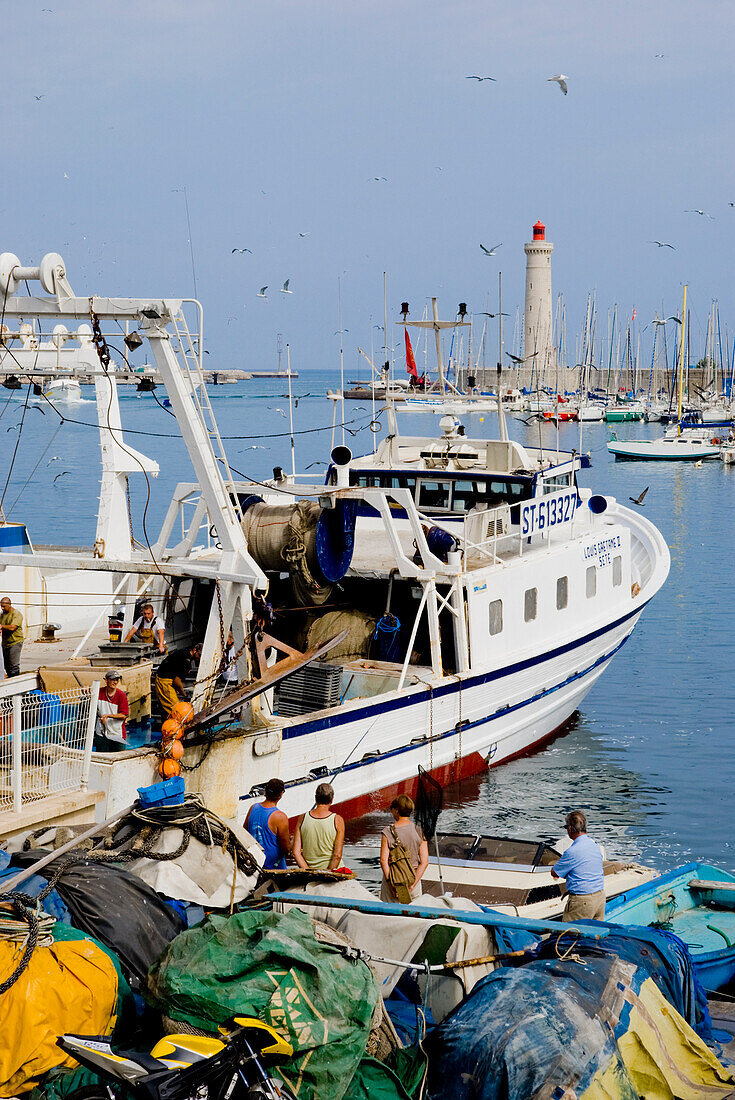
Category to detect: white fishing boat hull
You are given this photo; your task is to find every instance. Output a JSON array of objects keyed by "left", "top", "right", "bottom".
[{"left": 44, "top": 377, "right": 82, "bottom": 402}]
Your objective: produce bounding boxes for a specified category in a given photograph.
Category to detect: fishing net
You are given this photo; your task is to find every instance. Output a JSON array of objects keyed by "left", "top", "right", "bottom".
[{"left": 414, "top": 766, "right": 442, "bottom": 842}]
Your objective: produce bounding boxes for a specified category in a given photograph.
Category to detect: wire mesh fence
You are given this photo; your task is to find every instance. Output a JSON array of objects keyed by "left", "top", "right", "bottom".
[{"left": 0, "top": 684, "right": 99, "bottom": 811}]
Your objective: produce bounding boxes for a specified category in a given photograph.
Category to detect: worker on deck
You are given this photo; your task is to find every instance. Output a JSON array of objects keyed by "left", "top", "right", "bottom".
[
  {"left": 293, "top": 783, "right": 345, "bottom": 871},
  {"left": 244, "top": 778, "right": 290, "bottom": 870},
  {"left": 155, "top": 643, "right": 201, "bottom": 717},
  {"left": 95, "top": 669, "right": 130, "bottom": 752},
  {"left": 0, "top": 597, "right": 24, "bottom": 677},
  {"left": 551, "top": 810, "right": 606, "bottom": 921},
  {"left": 124, "top": 603, "right": 166, "bottom": 653}
]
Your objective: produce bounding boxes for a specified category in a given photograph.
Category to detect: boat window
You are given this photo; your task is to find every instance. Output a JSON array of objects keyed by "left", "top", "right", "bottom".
[
  {"left": 489, "top": 599, "right": 503, "bottom": 636},
  {"left": 613, "top": 555, "right": 622, "bottom": 587},
  {"left": 586, "top": 565, "right": 597, "bottom": 598},
  {"left": 351, "top": 473, "right": 382, "bottom": 488},
  {"left": 452, "top": 479, "right": 485, "bottom": 513},
  {"left": 524, "top": 587, "right": 537, "bottom": 622},
  {"left": 417, "top": 478, "right": 451, "bottom": 511},
  {"left": 556, "top": 576, "right": 568, "bottom": 610},
  {"left": 542, "top": 473, "right": 572, "bottom": 494}
]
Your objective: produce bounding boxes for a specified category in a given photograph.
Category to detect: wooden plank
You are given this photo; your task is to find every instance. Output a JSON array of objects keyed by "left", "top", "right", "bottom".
[{"left": 689, "top": 879, "right": 735, "bottom": 892}]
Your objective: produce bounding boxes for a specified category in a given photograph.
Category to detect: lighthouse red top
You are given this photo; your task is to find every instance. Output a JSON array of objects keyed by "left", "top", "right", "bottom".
[{"left": 533, "top": 220, "right": 546, "bottom": 241}]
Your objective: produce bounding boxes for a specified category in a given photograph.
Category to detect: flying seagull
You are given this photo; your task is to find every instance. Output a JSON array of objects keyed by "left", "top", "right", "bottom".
[
  {"left": 466, "top": 75, "right": 496, "bottom": 82},
  {"left": 280, "top": 279, "right": 293, "bottom": 294},
  {"left": 654, "top": 53, "right": 664, "bottom": 59},
  {"left": 547, "top": 74, "right": 568, "bottom": 95},
  {"left": 651, "top": 315, "right": 682, "bottom": 326},
  {"left": 298, "top": 232, "right": 310, "bottom": 237},
  {"left": 231, "top": 247, "right": 253, "bottom": 254},
  {"left": 480, "top": 243, "right": 502, "bottom": 256},
  {"left": 371, "top": 176, "right": 387, "bottom": 182},
  {"left": 685, "top": 209, "right": 714, "bottom": 219},
  {"left": 33, "top": 94, "right": 46, "bottom": 100},
  {"left": 629, "top": 486, "right": 649, "bottom": 506},
  {"left": 256, "top": 286, "right": 268, "bottom": 298},
  {"left": 479, "top": 311, "right": 509, "bottom": 317},
  {"left": 649, "top": 241, "right": 676, "bottom": 249},
  {"left": 53, "top": 470, "right": 70, "bottom": 483}
]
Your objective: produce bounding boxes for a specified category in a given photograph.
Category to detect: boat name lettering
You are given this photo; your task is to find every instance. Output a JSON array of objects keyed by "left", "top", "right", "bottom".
[
  {"left": 521, "top": 490, "right": 577, "bottom": 537},
  {"left": 583, "top": 535, "right": 621, "bottom": 567}
]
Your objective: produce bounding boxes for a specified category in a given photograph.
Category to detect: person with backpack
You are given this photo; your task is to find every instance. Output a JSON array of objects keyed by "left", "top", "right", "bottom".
[{"left": 379, "top": 794, "right": 429, "bottom": 903}]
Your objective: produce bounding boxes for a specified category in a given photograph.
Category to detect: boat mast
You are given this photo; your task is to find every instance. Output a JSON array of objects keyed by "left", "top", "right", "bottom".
[
  {"left": 676, "top": 285, "right": 688, "bottom": 435},
  {"left": 497, "top": 271, "right": 508, "bottom": 442}
]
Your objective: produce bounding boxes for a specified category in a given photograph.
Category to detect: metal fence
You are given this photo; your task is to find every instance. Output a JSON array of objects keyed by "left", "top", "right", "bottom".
[{"left": 0, "top": 683, "right": 100, "bottom": 812}]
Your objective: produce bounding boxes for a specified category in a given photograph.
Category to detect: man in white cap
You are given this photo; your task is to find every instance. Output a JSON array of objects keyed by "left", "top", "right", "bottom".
[{"left": 95, "top": 669, "right": 130, "bottom": 752}]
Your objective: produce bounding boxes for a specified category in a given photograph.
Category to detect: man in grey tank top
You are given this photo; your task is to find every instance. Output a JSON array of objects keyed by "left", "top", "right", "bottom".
[{"left": 293, "top": 783, "right": 346, "bottom": 871}]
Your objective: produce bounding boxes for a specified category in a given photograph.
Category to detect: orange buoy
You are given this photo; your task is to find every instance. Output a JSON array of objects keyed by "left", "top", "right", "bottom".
[
  {"left": 168, "top": 739, "right": 184, "bottom": 761},
  {"left": 158, "top": 758, "right": 181, "bottom": 779},
  {"left": 171, "top": 701, "right": 195, "bottom": 725},
  {"left": 161, "top": 718, "right": 182, "bottom": 742}
]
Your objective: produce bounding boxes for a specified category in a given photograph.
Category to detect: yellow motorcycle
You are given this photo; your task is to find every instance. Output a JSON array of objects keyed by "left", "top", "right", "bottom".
[{"left": 57, "top": 1016, "right": 296, "bottom": 1100}]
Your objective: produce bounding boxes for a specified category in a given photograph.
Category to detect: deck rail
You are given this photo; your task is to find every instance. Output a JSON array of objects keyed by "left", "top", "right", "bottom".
[{"left": 0, "top": 682, "right": 99, "bottom": 812}]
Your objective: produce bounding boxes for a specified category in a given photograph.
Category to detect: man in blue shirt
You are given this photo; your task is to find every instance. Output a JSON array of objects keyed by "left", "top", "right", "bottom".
[{"left": 551, "top": 810, "right": 606, "bottom": 921}]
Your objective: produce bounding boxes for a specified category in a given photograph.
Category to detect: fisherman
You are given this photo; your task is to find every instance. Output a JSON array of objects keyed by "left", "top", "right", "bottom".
[
  {"left": 124, "top": 602, "right": 166, "bottom": 653},
  {"left": 244, "top": 778, "right": 290, "bottom": 870},
  {"left": 0, "top": 596, "right": 24, "bottom": 677},
  {"left": 221, "top": 630, "right": 238, "bottom": 686},
  {"left": 95, "top": 669, "right": 130, "bottom": 752},
  {"left": 551, "top": 810, "right": 606, "bottom": 921},
  {"left": 293, "top": 783, "right": 345, "bottom": 871},
  {"left": 155, "top": 643, "right": 201, "bottom": 717},
  {"left": 379, "top": 794, "right": 429, "bottom": 902}
]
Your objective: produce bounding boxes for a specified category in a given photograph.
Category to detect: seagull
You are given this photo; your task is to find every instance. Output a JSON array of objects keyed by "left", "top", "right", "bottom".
[
  {"left": 649, "top": 241, "right": 676, "bottom": 249},
  {"left": 231, "top": 247, "right": 253, "bottom": 254},
  {"left": 629, "top": 486, "right": 649, "bottom": 506},
  {"left": 306, "top": 461, "right": 325, "bottom": 470},
  {"left": 256, "top": 286, "right": 268, "bottom": 298},
  {"left": 280, "top": 279, "right": 293, "bottom": 294},
  {"left": 547, "top": 74, "right": 568, "bottom": 95},
  {"left": 53, "top": 471, "right": 70, "bottom": 483},
  {"left": 480, "top": 243, "right": 502, "bottom": 256},
  {"left": 466, "top": 75, "right": 496, "bottom": 82},
  {"left": 298, "top": 232, "right": 310, "bottom": 237},
  {"left": 654, "top": 53, "right": 664, "bottom": 59},
  {"left": 46, "top": 456, "right": 62, "bottom": 464},
  {"left": 273, "top": 408, "right": 287, "bottom": 417},
  {"left": 694, "top": 460, "right": 703, "bottom": 468},
  {"left": 479, "top": 311, "right": 509, "bottom": 317},
  {"left": 506, "top": 351, "right": 535, "bottom": 364},
  {"left": 33, "top": 94, "right": 46, "bottom": 100},
  {"left": 651, "top": 316, "right": 682, "bottom": 326},
  {"left": 685, "top": 209, "right": 714, "bottom": 219},
  {"left": 371, "top": 176, "right": 387, "bottom": 182}
]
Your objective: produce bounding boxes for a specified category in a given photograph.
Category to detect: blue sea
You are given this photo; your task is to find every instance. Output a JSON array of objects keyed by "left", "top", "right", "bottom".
[{"left": 2, "top": 371, "right": 733, "bottom": 878}]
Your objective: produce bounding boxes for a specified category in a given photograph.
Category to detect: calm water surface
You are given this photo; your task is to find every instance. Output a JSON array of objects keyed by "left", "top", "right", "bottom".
[{"left": 1, "top": 372, "right": 732, "bottom": 879}]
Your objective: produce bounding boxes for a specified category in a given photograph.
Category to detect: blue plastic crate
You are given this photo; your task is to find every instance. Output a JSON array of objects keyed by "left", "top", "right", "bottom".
[{"left": 137, "top": 776, "right": 185, "bottom": 808}]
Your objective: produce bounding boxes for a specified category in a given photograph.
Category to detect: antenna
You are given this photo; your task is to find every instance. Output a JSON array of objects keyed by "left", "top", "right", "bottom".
[
  {"left": 338, "top": 277, "right": 345, "bottom": 446},
  {"left": 286, "top": 343, "right": 296, "bottom": 476},
  {"left": 277, "top": 332, "right": 283, "bottom": 375}
]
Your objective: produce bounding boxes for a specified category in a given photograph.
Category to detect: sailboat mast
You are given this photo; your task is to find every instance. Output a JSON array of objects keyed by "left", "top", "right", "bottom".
[
  {"left": 677, "top": 285, "right": 688, "bottom": 434},
  {"left": 432, "top": 297, "right": 445, "bottom": 392}
]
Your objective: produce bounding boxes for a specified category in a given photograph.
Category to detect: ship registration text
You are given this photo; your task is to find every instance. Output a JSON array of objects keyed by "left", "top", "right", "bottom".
[{"left": 521, "top": 490, "right": 577, "bottom": 536}]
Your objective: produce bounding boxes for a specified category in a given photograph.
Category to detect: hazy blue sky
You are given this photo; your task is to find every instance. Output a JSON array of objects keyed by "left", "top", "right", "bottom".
[{"left": 4, "top": 0, "right": 734, "bottom": 372}]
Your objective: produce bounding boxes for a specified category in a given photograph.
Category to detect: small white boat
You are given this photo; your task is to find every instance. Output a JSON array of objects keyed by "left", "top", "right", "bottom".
[
  {"left": 44, "top": 375, "right": 82, "bottom": 402},
  {"left": 608, "top": 434, "right": 721, "bottom": 461},
  {"left": 577, "top": 402, "right": 606, "bottom": 422},
  {"left": 422, "top": 832, "right": 657, "bottom": 920}
]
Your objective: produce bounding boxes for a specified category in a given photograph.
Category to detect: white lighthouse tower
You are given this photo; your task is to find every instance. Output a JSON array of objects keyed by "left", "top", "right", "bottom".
[{"left": 523, "top": 220, "right": 555, "bottom": 369}]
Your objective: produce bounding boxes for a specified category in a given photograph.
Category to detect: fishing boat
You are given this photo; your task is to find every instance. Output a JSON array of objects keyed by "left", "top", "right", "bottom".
[
  {"left": 605, "top": 401, "right": 645, "bottom": 423},
  {"left": 420, "top": 832, "right": 657, "bottom": 919},
  {"left": 605, "top": 862, "right": 735, "bottom": 991},
  {"left": 0, "top": 254, "right": 671, "bottom": 829}
]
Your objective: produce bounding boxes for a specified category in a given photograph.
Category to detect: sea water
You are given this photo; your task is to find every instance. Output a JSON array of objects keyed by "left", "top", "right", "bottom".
[{"left": 2, "top": 372, "right": 733, "bottom": 879}]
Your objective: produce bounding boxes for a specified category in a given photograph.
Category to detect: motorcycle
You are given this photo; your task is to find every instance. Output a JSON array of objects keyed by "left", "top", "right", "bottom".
[{"left": 57, "top": 1015, "right": 296, "bottom": 1100}]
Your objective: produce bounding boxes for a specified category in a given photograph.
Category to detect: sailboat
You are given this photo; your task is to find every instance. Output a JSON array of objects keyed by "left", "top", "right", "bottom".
[{"left": 608, "top": 287, "right": 721, "bottom": 461}]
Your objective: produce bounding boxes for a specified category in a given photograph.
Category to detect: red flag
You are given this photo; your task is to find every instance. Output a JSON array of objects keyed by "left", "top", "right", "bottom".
[{"left": 405, "top": 327, "right": 418, "bottom": 378}]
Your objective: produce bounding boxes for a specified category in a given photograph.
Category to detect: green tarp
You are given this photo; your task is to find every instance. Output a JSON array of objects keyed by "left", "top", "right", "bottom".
[{"left": 148, "top": 907, "right": 379, "bottom": 1100}]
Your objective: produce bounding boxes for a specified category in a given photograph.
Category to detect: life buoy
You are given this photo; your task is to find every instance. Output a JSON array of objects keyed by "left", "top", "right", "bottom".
[{"left": 712, "top": 437, "right": 721, "bottom": 445}]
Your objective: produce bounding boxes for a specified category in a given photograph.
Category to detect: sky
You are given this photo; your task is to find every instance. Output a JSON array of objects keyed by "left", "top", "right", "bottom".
[{"left": 3, "top": 0, "right": 734, "bottom": 373}]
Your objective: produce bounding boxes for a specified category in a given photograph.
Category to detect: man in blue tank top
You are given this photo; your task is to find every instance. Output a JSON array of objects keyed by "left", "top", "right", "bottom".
[
  {"left": 551, "top": 810, "right": 606, "bottom": 921},
  {"left": 244, "top": 778, "right": 290, "bottom": 870}
]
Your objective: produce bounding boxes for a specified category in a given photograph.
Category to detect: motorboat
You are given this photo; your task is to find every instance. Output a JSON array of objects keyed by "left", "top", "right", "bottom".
[
  {"left": 421, "top": 832, "right": 658, "bottom": 920},
  {"left": 607, "top": 433, "right": 721, "bottom": 461}
]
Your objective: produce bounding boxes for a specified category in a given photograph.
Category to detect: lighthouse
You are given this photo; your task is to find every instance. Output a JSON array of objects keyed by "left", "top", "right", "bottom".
[{"left": 523, "top": 220, "right": 555, "bottom": 368}]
